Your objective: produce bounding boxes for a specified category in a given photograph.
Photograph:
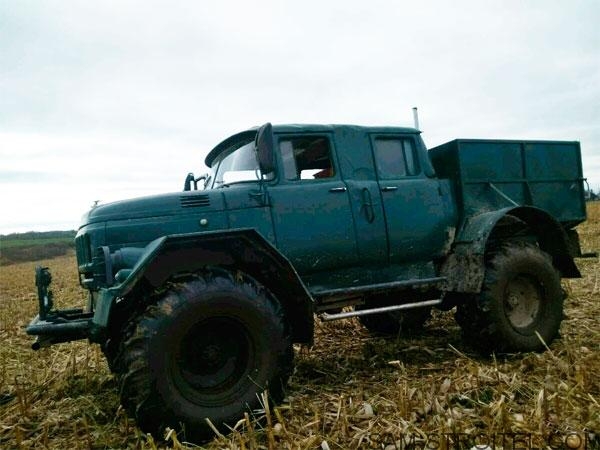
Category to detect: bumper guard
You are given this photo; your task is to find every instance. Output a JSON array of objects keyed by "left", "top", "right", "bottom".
[{"left": 26, "top": 267, "right": 93, "bottom": 350}]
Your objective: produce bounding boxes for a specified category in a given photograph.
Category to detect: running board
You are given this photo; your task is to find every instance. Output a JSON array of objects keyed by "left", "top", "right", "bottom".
[{"left": 320, "top": 298, "right": 442, "bottom": 322}]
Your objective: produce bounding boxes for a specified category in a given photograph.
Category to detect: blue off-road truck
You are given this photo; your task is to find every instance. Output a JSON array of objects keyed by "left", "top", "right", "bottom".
[{"left": 27, "top": 123, "right": 591, "bottom": 441}]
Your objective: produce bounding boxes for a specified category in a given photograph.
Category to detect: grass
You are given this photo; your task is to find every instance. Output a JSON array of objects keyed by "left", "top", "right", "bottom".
[
  {"left": 0, "top": 237, "right": 73, "bottom": 249},
  {"left": 0, "top": 231, "right": 76, "bottom": 266},
  {"left": 0, "top": 204, "right": 598, "bottom": 449}
]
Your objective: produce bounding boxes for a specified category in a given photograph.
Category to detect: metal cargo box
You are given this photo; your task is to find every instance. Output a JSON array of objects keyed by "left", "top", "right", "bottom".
[{"left": 428, "top": 139, "right": 586, "bottom": 227}]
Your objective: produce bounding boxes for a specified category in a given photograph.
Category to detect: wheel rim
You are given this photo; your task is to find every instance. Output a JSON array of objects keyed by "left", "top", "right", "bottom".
[
  {"left": 173, "top": 317, "right": 253, "bottom": 406},
  {"left": 503, "top": 275, "right": 542, "bottom": 329}
]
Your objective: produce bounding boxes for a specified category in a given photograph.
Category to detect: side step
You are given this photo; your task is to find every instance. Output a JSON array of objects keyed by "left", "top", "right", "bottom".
[{"left": 321, "top": 298, "right": 442, "bottom": 322}]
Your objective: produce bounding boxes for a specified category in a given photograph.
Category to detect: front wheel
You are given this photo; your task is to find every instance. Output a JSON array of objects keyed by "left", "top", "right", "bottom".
[
  {"left": 115, "top": 269, "right": 293, "bottom": 442},
  {"left": 456, "top": 243, "right": 563, "bottom": 353}
]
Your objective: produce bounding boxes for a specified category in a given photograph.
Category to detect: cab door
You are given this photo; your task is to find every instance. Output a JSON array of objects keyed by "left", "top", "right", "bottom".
[
  {"left": 370, "top": 134, "right": 451, "bottom": 263},
  {"left": 266, "top": 133, "right": 358, "bottom": 274}
]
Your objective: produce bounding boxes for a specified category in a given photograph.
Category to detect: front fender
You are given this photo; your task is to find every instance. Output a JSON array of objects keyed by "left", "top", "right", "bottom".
[{"left": 93, "top": 229, "right": 315, "bottom": 344}]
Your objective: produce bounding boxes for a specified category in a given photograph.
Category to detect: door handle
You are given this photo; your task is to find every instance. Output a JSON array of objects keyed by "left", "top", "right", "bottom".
[
  {"left": 381, "top": 186, "right": 398, "bottom": 192},
  {"left": 329, "top": 186, "right": 347, "bottom": 193}
]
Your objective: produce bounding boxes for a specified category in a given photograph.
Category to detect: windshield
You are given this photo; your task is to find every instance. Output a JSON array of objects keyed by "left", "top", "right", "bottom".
[{"left": 208, "top": 141, "right": 260, "bottom": 189}]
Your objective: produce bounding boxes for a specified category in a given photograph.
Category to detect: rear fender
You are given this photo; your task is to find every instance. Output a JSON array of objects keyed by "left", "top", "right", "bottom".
[
  {"left": 441, "top": 206, "right": 579, "bottom": 293},
  {"left": 93, "top": 229, "right": 314, "bottom": 343}
]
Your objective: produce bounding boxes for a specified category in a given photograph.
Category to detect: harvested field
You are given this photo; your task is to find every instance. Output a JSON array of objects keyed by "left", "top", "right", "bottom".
[{"left": 1, "top": 203, "right": 599, "bottom": 449}]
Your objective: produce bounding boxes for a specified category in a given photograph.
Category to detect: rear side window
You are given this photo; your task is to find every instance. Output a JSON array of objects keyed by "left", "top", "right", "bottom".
[
  {"left": 373, "top": 138, "right": 419, "bottom": 179},
  {"left": 279, "top": 136, "right": 335, "bottom": 180}
]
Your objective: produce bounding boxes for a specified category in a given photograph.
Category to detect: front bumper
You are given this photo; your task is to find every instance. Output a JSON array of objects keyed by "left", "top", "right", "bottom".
[{"left": 26, "top": 267, "right": 93, "bottom": 349}]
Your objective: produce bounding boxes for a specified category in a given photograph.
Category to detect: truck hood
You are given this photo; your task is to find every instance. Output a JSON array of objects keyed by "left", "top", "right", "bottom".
[{"left": 81, "top": 191, "right": 225, "bottom": 226}]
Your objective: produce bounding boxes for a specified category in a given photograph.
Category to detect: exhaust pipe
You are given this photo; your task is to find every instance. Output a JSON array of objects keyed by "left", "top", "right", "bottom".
[{"left": 412, "top": 107, "right": 420, "bottom": 130}]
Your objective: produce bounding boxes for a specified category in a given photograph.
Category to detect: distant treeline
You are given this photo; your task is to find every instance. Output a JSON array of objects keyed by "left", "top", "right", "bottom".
[
  {"left": 1, "top": 230, "right": 76, "bottom": 241},
  {"left": 0, "top": 230, "right": 76, "bottom": 265}
]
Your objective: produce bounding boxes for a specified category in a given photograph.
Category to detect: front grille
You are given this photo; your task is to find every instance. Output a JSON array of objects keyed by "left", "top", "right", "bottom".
[
  {"left": 76, "top": 233, "right": 91, "bottom": 264},
  {"left": 180, "top": 194, "right": 210, "bottom": 208}
]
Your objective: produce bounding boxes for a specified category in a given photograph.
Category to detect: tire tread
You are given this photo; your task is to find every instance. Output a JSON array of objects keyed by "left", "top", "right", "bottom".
[{"left": 113, "top": 268, "right": 293, "bottom": 441}]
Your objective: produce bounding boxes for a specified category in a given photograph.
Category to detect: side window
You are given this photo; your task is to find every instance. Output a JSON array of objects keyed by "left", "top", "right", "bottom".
[
  {"left": 279, "top": 136, "right": 335, "bottom": 180},
  {"left": 373, "top": 137, "right": 420, "bottom": 179}
]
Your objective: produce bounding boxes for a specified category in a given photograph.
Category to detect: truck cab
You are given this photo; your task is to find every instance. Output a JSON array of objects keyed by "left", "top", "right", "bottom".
[{"left": 200, "top": 124, "right": 457, "bottom": 292}]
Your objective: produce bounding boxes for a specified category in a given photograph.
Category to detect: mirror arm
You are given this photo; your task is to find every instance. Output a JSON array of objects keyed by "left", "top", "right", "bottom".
[
  {"left": 195, "top": 174, "right": 208, "bottom": 190},
  {"left": 249, "top": 177, "right": 270, "bottom": 206}
]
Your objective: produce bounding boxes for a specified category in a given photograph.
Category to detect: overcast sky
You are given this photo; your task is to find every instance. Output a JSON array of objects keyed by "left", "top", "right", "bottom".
[{"left": 1, "top": 0, "right": 599, "bottom": 234}]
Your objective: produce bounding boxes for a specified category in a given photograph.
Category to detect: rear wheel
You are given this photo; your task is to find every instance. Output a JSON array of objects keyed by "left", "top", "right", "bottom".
[
  {"left": 114, "top": 269, "right": 293, "bottom": 442},
  {"left": 456, "top": 243, "right": 563, "bottom": 353}
]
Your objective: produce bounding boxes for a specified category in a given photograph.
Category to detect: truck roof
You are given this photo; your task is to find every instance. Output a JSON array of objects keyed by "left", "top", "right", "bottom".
[
  {"left": 205, "top": 124, "right": 420, "bottom": 167},
  {"left": 272, "top": 124, "right": 419, "bottom": 134}
]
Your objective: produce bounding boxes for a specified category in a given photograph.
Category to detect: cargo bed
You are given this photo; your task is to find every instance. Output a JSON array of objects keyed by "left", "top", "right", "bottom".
[{"left": 429, "top": 139, "right": 586, "bottom": 228}]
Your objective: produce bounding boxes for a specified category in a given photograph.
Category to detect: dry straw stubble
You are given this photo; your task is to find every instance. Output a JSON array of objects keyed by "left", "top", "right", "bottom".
[{"left": 1, "top": 203, "right": 599, "bottom": 449}]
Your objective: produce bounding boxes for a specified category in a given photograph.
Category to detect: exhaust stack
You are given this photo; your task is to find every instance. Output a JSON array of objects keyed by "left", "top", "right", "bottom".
[{"left": 412, "top": 107, "right": 420, "bottom": 130}]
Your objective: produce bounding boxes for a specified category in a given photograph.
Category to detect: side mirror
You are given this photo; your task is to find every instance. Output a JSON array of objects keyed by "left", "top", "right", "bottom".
[
  {"left": 255, "top": 122, "right": 275, "bottom": 174},
  {"left": 183, "top": 173, "right": 208, "bottom": 191},
  {"left": 184, "top": 173, "right": 195, "bottom": 191}
]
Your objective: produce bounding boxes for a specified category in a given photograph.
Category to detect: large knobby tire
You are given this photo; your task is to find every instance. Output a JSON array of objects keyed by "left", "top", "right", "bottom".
[
  {"left": 102, "top": 305, "right": 138, "bottom": 374},
  {"left": 456, "top": 243, "right": 563, "bottom": 353},
  {"left": 115, "top": 269, "right": 293, "bottom": 442},
  {"left": 357, "top": 294, "right": 432, "bottom": 336}
]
